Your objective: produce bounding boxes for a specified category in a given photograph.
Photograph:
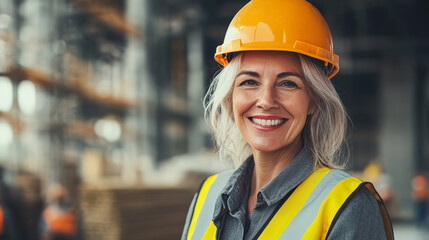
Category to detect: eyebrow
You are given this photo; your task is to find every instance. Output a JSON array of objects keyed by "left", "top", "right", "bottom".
[
  {"left": 236, "top": 71, "right": 260, "bottom": 78},
  {"left": 236, "top": 71, "right": 303, "bottom": 79},
  {"left": 277, "top": 72, "right": 303, "bottom": 79}
]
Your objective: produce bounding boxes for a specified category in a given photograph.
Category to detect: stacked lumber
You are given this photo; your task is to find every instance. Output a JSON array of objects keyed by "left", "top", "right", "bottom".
[{"left": 79, "top": 185, "right": 195, "bottom": 240}]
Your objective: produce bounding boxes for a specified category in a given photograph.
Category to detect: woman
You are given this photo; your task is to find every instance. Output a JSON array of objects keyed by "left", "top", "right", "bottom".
[{"left": 182, "top": 0, "right": 394, "bottom": 239}]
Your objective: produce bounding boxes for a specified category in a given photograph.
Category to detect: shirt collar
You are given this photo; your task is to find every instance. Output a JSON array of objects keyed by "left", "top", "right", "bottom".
[{"left": 219, "top": 156, "right": 254, "bottom": 215}]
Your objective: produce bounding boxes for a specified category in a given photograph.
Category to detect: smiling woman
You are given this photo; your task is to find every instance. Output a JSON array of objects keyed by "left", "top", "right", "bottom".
[
  {"left": 205, "top": 51, "right": 346, "bottom": 171},
  {"left": 181, "top": 0, "right": 394, "bottom": 239}
]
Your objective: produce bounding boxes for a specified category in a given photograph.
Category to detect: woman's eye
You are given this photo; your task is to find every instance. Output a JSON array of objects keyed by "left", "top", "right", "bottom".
[
  {"left": 238, "top": 79, "right": 258, "bottom": 86},
  {"left": 279, "top": 80, "right": 299, "bottom": 88}
]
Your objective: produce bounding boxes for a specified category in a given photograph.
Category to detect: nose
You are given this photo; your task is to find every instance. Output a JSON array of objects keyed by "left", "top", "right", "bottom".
[{"left": 256, "top": 85, "right": 279, "bottom": 110}]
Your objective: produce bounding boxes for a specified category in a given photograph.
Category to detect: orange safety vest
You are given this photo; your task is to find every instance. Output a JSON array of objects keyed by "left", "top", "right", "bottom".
[
  {"left": 413, "top": 175, "right": 428, "bottom": 201},
  {"left": 43, "top": 206, "right": 77, "bottom": 236}
]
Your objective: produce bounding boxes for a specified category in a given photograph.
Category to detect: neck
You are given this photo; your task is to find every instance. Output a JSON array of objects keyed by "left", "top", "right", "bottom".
[
  {"left": 251, "top": 145, "right": 301, "bottom": 192},
  {"left": 247, "top": 140, "right": 302, "bottom": 214}
]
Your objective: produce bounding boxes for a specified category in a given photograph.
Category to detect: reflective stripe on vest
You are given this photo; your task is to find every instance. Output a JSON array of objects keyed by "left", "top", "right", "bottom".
[
  {"left": 187, "top": 167, "right": 394, "bottom": 240},
  {"left": 187, "top": 171, "right": 233, "bottom": 240}
]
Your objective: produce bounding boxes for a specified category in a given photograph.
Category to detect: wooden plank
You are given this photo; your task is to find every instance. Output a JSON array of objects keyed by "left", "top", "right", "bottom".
[{"left": 79, "top": 186, "right": 195, "bottom": 240}]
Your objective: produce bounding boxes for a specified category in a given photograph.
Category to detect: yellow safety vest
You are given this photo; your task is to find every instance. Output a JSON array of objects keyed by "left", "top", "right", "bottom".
[{"left": 186, "top": 167, "right": 393, "bottom": 240}]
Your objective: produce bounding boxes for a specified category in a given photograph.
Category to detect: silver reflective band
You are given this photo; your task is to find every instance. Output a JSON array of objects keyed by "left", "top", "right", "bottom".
[
  {"left": 190, "top": 171, "right": 233, "bottom": 240},
  {"left": 279, "top": 170, "right": 351, "bottom": 239}
]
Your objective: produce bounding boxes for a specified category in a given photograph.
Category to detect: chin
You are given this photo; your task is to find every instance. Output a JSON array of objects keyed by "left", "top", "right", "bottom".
[
  {"left": 250, "top": 142, "right": 285, "bottom": 153},
  {"left": 249, "top": 137, "right": 301, "bottom": 155}
]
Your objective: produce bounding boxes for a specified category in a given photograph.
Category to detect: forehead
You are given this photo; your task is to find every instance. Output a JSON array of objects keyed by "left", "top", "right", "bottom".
[{"left": 239, "top": 51, "right": 302, "bottom": 73}]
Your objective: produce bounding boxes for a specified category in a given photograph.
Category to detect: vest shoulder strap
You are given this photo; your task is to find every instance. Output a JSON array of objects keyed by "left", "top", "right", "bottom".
[{"left": 187, "top": 170, "right": 233, "bottom": 240}]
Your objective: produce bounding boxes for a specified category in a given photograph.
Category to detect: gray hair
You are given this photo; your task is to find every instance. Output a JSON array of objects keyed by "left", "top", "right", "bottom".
[{"left": 204, "top": 52, "right": 347, "bottom": 169}]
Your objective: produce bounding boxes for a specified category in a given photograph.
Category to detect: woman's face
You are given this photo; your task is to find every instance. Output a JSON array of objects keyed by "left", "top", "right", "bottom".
[{"left": 232, "top": 51, "right": 313, "bottom": 154}]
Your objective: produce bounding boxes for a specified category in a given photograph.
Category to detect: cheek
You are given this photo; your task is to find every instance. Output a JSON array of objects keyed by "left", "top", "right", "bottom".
[
  {"left": 282, "top": 94, "right": 312, "bottom": 118},
  {"left": 232, "top": 90, "right": 248, "bottom": 119}
]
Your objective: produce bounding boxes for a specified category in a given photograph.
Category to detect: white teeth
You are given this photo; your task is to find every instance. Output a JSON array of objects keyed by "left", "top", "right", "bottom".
[{"left": 251, "top": 118, "right": 285, "bottom": 126}]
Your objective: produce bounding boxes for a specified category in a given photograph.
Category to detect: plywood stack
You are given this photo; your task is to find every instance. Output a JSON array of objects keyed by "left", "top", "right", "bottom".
[{"left": 79, "top": 185, "right": 195, "bottom": 240}]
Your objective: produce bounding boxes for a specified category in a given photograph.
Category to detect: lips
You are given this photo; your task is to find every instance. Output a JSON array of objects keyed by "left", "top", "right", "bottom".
[{"left": 248, "top": 115, "right": 288, "bottom": 130}]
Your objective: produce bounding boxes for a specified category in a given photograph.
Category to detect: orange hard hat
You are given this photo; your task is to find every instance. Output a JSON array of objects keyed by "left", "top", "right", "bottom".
[{"left": 214, "top": 0, "right": 339, "bottom": 78}]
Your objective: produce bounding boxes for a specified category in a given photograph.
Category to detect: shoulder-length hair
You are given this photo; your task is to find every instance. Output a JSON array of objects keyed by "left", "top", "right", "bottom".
[{"left": 203, "top": 52, "right": 347, "bottom": 169}]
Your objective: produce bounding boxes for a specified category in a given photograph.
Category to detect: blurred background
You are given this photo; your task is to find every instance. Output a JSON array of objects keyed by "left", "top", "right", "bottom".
[{"left": 0, "top": 0, "right": 428, "bottom": 239}]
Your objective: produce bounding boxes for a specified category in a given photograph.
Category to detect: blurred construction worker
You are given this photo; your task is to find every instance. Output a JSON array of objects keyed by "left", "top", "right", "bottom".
[
  {"left": 362, "top": 162, "right": 395, "bottom": 213},
  {"left": 0, "top": 166, "right": 15, "bottom": 240},
  {"left": 412, "top": 173, "right": 428, "bottom": 228},
  {"left": 0, "top": 204, "right": 13, "bottom": 240},
  {"left": 40, "top": 184, "right": 77, "bottom": 240}
]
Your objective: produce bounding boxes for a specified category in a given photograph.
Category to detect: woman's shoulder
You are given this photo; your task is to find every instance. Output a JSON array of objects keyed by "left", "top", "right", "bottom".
[
  {"left": 326, "top": 185, "right": 387, "bottom": 239},
  {"left": 337, "top": 182, "right": 381, "bottom": 215}
]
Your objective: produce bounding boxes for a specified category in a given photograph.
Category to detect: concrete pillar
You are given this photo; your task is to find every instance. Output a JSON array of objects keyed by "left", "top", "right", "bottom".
[
  {"left": 124, "top": 0, "right": 157, "bottom": 179},
  {"left": 186, "top": 28, "right": 206, "bottom": 153},
  {"left": 380, "top": 40, "right": 416, "bottom": 218}
]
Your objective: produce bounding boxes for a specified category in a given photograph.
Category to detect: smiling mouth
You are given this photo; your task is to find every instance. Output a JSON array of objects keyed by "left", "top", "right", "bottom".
[{"left": 249, "top": 117, "right": 287, "bottom": 126}]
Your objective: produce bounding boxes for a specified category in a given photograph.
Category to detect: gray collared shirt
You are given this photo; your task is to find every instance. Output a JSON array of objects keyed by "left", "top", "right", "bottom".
[{"left": 182, "top": 148, "right": 387, "bottom": 239}]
